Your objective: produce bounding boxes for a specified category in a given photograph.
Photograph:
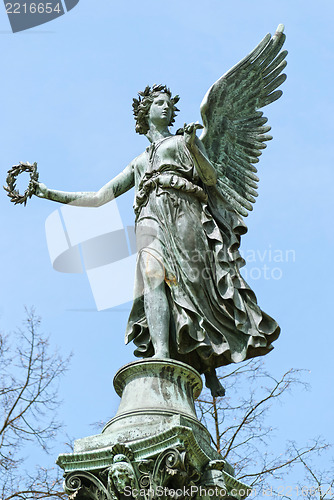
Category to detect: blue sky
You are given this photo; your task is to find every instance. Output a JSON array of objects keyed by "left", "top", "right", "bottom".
[{"left": 1, "top": 0, "right": 333, "bottom": 494}]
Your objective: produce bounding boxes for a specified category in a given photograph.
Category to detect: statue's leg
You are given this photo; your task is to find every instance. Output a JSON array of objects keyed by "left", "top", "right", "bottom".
[
  {"left": 139, "top": 251, "right": 170, "bottom": 358},
  {"left": 203, "top": 367, "right": 225, "bottom": 398}
]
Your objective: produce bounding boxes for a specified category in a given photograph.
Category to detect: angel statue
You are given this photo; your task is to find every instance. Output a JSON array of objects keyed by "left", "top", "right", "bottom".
[{"left": 12, "top": 25, "right": 287, "bottom": 397}]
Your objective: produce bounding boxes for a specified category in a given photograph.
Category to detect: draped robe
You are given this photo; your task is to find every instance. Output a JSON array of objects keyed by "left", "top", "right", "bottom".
[{"left": 125, "top": 134, "right": 280, "bottom": 374}]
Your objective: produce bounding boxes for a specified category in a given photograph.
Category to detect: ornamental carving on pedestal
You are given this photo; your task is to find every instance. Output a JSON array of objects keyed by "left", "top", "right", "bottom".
[{"left": 64, "top": 443, "right": 203, "bottom": 500}]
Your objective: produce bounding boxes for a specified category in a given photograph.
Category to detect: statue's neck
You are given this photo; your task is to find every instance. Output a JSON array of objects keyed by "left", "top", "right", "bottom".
[{"left": 146, "top": 124, "right": 172, "bottom": 144}]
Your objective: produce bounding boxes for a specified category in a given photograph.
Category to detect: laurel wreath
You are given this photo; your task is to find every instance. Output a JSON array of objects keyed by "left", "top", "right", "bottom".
[{"left": 4, "top": 162, "right": 39, "bottom": 206}]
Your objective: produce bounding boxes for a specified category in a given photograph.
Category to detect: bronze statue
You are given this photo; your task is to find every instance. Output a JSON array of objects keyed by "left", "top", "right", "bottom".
[{"left": 6, "top": 25, "right": 287, "bottom": 397}]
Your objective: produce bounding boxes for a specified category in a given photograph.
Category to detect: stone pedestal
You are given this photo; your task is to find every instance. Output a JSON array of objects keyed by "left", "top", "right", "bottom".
[{"left": 57, "top": 359, "right": 250, "bottom": 500}]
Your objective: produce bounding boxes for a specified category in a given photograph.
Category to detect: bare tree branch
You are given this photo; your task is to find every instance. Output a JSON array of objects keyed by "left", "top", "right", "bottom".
[
  {"left": 195, "top": 359, "right": 331, "bottom": 492},
  {"left": 0, "top": 308, "right": 70, "bottom": 499}
]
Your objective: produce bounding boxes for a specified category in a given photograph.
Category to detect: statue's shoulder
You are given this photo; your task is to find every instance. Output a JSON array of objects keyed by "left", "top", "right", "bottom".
[{"left": 131, "top": 150, "right": 149, "bottom": 171}]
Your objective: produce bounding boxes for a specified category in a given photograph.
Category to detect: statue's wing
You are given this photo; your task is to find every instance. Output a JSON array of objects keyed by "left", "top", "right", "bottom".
[{"left": 200, "top": 24, "right": 287, "bottom": 217}]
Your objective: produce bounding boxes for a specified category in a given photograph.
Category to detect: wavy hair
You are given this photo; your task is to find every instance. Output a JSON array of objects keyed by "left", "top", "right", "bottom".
[{"left": 132, "top": 84, "right": 180, "bottom": 135}]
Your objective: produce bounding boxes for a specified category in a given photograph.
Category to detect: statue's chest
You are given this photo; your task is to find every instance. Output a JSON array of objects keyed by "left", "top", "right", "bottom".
[
  {"left": 151, "top": 138, "right": 186, "bottom": 167},
  {"left": 135, "top": 136, "right": 192, "bottom": 183}
]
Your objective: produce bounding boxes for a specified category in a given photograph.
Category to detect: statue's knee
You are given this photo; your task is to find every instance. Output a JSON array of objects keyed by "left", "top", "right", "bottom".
[{"left": 141, "top": 254, "right": 164, "bottom": 285}]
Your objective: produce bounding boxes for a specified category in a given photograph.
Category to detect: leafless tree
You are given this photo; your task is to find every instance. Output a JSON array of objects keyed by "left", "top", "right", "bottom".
[
  {"left": 196, "top": 359, "right": 331, "bottom": 493},
  {"left": 2, "top": 311, "right": 330, "bottom": 498},
  {"left": 0, "top": 308, "right": 70, "bottom": 499},
  {"left": 294, "top": 445, "right": 334, "bottom": 500}
]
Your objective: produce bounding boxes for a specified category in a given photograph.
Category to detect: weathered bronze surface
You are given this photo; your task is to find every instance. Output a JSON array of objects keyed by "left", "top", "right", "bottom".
[
  {"left": 7, "top": 26, "right": 287, "bottom": 400},
  {"left": 57, "top": 359, "right": 249, "bottom": 500},
  {"left": 34, "top": 24, "right": 287, "bottom": 500}
]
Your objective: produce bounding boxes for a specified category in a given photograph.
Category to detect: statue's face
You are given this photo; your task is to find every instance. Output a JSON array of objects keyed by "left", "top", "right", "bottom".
[
  {"left": 148, "top": 93, "right": 172, "bottom": 128},
  {"left": 111, "top": 466, "right": 133, "bottom": 493}
]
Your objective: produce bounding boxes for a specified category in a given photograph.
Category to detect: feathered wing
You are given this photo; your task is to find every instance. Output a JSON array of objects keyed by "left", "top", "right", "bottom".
[{"left": 200, "top": 24, "right": 287, "bottom": 217}]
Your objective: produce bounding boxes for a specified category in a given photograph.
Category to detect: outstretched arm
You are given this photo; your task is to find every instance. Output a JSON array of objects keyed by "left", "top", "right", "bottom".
[
  {"left": 184, "top": 123, "right": 217, "bottom": 186},
  {"left": 35, "top": 163, "right": 134, "bottom": 207}
]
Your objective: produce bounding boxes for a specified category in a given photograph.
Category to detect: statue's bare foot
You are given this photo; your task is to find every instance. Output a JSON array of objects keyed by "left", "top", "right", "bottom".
[{"left": 204, "top": 369, "right": 225, "bottom": 397}]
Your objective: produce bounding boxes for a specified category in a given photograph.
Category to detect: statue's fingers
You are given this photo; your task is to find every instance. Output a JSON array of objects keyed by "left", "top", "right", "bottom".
[{"left": 194, "top": 122, "right": 204, "bottom": 130}]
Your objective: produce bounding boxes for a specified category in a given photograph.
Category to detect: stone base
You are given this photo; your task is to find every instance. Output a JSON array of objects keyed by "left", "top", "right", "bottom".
[{"left": 57, "top": 359, "right": 250, "bottom": 500}]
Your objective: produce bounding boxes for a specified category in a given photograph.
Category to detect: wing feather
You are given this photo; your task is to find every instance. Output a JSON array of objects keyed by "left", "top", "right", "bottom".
[
  {"left": 263, "top": 60, "right": 287, "bottom": 84},
  {"left": 263, "top": 73, "right": 287, "bottom": 94},
  {"left": 218, "top": 161, "right": 259, "bottom": 191},
  {"left": 263, "top": 51, "right": 288, "bottom": 77},
  {"left": 259, "top": 89, "right": 283, "bottom": 108},
  {"left": 228, "top": 159, "right": 259, "bottom": 182},
  {"left": 258, "top": 33, "right": 286, "bottom": 69},
  {"left": 200, "top": 24, "right": 287, "bottom": 216},
  {"left": 217, "top": 178, "right": 253, "bottom": 214}
]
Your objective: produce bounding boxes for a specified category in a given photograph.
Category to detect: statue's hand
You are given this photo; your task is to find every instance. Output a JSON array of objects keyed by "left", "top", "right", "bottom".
[
  {"left": 184, "top": 122, "right": 204, "bottom": 149},
  {"left": 33, "top": 181, "right": 48, "bottom": 199}
]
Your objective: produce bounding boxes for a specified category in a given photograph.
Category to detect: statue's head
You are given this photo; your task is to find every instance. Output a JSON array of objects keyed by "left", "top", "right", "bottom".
[
  {"left": 133, "top": 84, "right": 180, "bottom": 135},
  {"left": 109, "top": 457, "right": 135, "bottom": 494}
]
